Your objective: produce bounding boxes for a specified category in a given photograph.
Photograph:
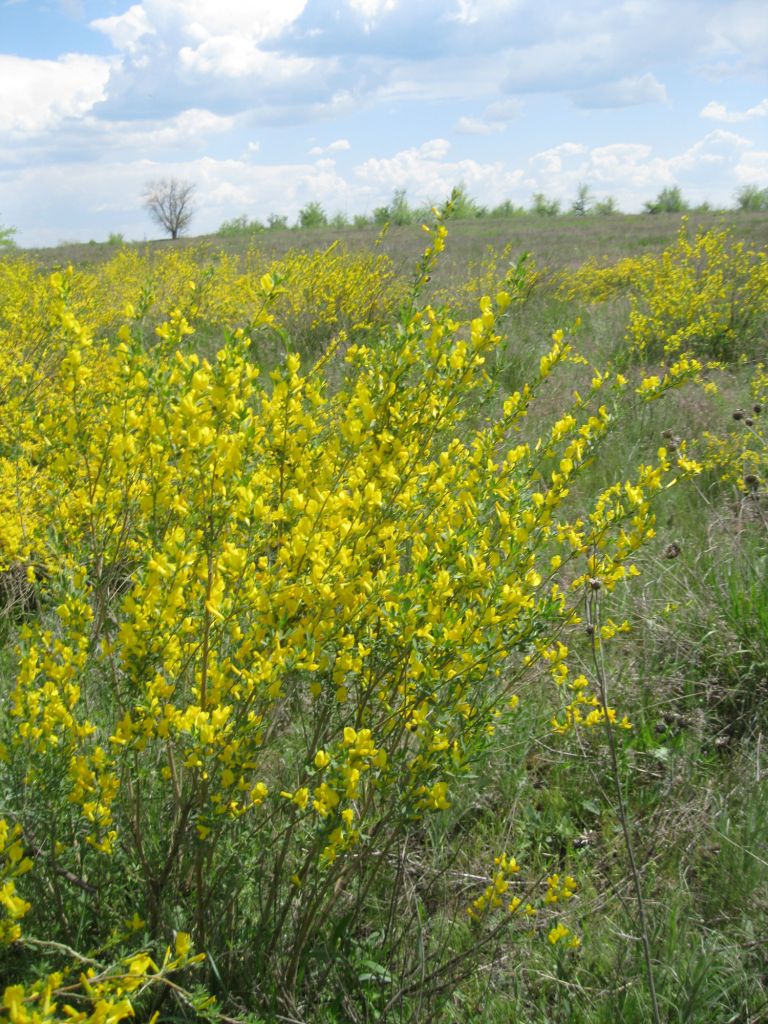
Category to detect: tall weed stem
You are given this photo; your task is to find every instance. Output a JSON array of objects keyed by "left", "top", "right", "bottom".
[{"left": 586, "top": 581, "right": 661, "bottom": 1024}]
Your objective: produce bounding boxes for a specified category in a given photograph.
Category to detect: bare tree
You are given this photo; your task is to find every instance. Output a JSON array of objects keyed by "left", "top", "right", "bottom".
[{"left": 142, "top": 178, "right": 195, "bottom": 239}]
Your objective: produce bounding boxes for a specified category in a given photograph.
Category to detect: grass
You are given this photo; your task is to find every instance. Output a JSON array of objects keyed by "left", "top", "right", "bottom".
[
  {"left": 20, "top": 209, "right": 768, "bottom": 275},
  {"left": 2, "top": 211, "right": 768, "bottom": 1023}
]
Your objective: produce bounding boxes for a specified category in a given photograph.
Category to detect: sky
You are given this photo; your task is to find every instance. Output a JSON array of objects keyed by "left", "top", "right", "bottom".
[{"left": 0, "top": 0, "right": 767, "bottom": 247}]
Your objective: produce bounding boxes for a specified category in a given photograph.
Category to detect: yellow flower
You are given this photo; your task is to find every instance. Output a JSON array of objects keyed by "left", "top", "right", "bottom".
[{"left": 548, "top": 923, "right": 570, "bottom": 945}]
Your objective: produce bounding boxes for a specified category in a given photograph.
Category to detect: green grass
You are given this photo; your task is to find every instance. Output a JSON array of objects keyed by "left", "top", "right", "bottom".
[{"left": 18, "top": 210, "right": 768, "bottom": 275}]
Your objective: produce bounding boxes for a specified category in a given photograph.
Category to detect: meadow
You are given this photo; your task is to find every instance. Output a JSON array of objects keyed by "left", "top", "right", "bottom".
[{"left": 1, "top": 209, "right": 767, "bottom": 1024}]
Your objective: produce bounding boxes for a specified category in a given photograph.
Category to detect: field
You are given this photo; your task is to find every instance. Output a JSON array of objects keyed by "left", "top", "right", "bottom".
[{"left": 1, "top": 209, "right": 767, "bottom": 1024}]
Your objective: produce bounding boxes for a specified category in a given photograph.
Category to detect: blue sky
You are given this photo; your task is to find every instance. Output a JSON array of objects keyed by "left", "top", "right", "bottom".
[{"left": 1, "top": 0, "right": 766, "bottom": 246}]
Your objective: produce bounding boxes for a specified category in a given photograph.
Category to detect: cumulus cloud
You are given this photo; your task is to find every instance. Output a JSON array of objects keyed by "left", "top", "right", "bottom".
[
  {"left": 734, "top": 150, "right": 768, "bottom": 185},
  {"left": 669, "top": 129, "right": 752, "bottom": 171},
  {"left": 0, "top": 104, "right": 236, "bottom": 168},
  {"left": 523, "top": 130, "right": 758, "bottom": 208},
  {"left": 177, "top": 37, "right": 317, "bottom": 79},
  {"left": 353, "top": 138, "right": 524, "bottom": 207},
  {"left": 117, "top": 108, "right": 236, "bottom": 148},
  {"left": 586, "top": 143, "right": 672, "bottom": 189},
  {"left": 90, "top": 4, "right": 155, "bottom": 55},
  {"left": 92, "top": 0, "right": 309, "bottom": 50},
  {"left": 91, "top": 0, "right": 325, "bottom": 91},
  {"left": 701, "top": 98, "right": 768, "bottom": 123},
  {"left": 531, "top": 143, "right": 587, "bottom": 175},
  {"left": 0, "top": 53, "right": 113, "bottom": 135}
]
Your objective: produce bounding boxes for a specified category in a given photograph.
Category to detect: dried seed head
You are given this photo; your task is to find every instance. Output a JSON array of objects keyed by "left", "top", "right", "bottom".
[
  {"left": 745, "top": 417, "right": 754, "bottom": 427},
  {"left": 664, "top": 541, "right": 681, "bottom": 559},
  {"left": 589, "top": 577, "right": 602, "bottom": 591},
  {"left": 732, "top": 410, "right": 744, "bottom": 421},
  {"left": 661, "top": 428, "right": 674, "bottom": 439},
  {"left": 754, "top": 404, "right": 762, "bottom": 415},
  {"left": 744, "top": 473, "right": 759, "bottom": 489},
  {"left": 585, "top": 623, "right": 595, "bottom": 636}
]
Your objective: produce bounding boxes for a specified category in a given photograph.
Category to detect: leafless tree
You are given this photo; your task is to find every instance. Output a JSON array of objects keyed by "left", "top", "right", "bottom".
[{"left": 142, "top": 178, "right": 195, "bottom": 239}]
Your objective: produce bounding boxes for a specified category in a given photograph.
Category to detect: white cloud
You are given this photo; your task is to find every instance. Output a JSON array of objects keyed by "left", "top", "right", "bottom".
[
  {"left": 454, "top": 98, "right": 522, "bottom": 134},
  {"left": 531, "top": 142, "right": 587, "bottom": 174},
  {"left": 734, "top": 150, "right": 768, "bottom": 185},
  {"left": 700, "top": 98, "right": 768, "bottom": 123},
  {"left": 454, "top": 116, "right": 497, "bottom": 135},
  {"left": 309, "top": 138, "right": 351, "bottom": 155},
  {"left": 669, "top": 129, "right": 752, "bottom": 171},
  {"left": 117, "top": 108, "right": 236, "bottom": 148},
  {"left": 347, "top": 0, "right": 398, "bottom": 23},
  {"left": 0, "top": 53, "right": 113, "bottom": 135},
  {"left": 91, "top": 4, "right": 154, "bottom": 55},
  {"left": 92, "top": 0, "right": 309, "bottom": 49},
  {"left": 574, "top": 72, "right": 667, "bottom": 109},
  {"left": 484, "top": 98, "right": 523, "bottom": 123},
  {"left": 449, "top": 0, "right": 522, "bottom": 23},
  {"left": 587, "top": 143, "right": 667, "bottom": 186},
  {"left": 523, "top": 130, "right": 759, "bottom": 208},
  {"left": 177, "top": 36, "right": 317, "bottom": 79},
  {"left": 354, "top": 138, "right": 524, "bottom": 206},
  {"left": 704, "top": 0, "right": 768, "bottom": 72},
  {"left": 91, "top": 0, "right": 318, "bottom": 83}
]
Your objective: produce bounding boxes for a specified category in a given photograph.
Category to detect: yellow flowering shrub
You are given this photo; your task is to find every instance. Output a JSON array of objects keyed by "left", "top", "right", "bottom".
[
  {"left": 0, "top": 914, "right": 207, "bottom": 1024},
  {"left": 0, "top": 226, "right": 703, "bottom": 1016},
  {"left": 561, "top": 221, "right": 768, "bottom": 362},
  {"left": 45, "top": 241, "right": 406, "bottom": 358},
  {"left": 439, "top": 244, "right": 541, "bottom": 313},
  {"left": 560, "top": 255, "right": 640, "bottom": 305}
]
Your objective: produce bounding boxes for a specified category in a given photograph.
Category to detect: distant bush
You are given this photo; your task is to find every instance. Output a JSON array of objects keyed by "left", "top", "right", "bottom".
[
  {"left": 373, "top": 188, "right": 415, "bottom": 226},
  {"left": 440, "top": 183, "right": 487, "bottom": 220},
  {"left": 643, "top": 186, "right": 689, "bottom": 214},
  {"left": 531, "top": 192, "right": 561, "bottom": 216},
  {"left": 570, "top": 184, "right": 593, "bottom": 216},
  {"left": 593, "top": 196, "right": 619, "bottom": 215},
  {"left": 490, "top": 199, "right": 526, "bottom": 218},
  {"left": 107, "top": 232, "right": 126, "bottom": 246},
  {"left": 297, "top": 201, "right": 328, "bottom": 229},
  {"left": 267, "top": 213, "right": 289, "bottom": 231},
  {"left": 734, "top": 184, "right": 768, "bottom": 212},
  {"left": 218, "top": 214, "right": 263, "bottom": 238},
  {"left": 0, "top": 217, "right": 16, "bottom": 249}
]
